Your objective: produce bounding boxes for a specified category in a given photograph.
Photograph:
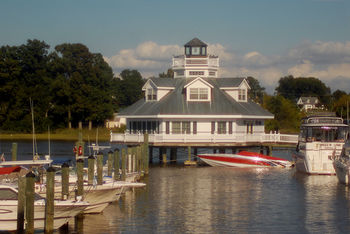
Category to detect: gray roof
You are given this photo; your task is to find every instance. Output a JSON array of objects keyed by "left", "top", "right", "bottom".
[
  {"left": 119, "top": 78, "right": 273, "bottom": 118},
  {"left": 149, "top": 78, "right": 176, "bottom": 87},
  {"left": 184, "top": 38, "right": 207, "bottom": 47}
]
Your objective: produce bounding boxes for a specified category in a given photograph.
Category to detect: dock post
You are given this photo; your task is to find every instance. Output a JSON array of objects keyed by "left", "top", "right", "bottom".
[
  {"left": 158, "top": 147, "right": 163, "bottom": 163},
  {"left": 188, "top": 146, "right": 191, "bottom": 161},
  {"left": 75, "top": 131, "right": 85, "bottom": 158},
  {"left": 88, "top": 155, "right": 95, "bottom": 185},
  {"left": 140, "top": 146, "right": 145, "bottom": 177},
  {"left": 97, "top": 153, "right": 103, "bottom": 185},
  {"left": 194, "top": 148, "right": 198, "bottom": 161},
  {"left": 107, "top": 150, "right": 113, "bottom": 177},
  {"left": 61, "top": 163, "right": 69, "bottom": 200},
  {"left": 136, "top": 145, "right": 141, "bottom": 174},
  {"left": 127, "top": 147, "right": 132, "bottom": 173},
  {"left": 11, "top": 142, "right": 17, "bottom": 161},
  {"left": 267, "top": 146, "right": 272, "bottom": 156},
  {"left": 131, "top": 147, "right": 136, "bottom": 172},
  {"left": 149, "top": 146, "right": 153, "bottom": 164},
  {"left": 114, "top": 149, "right": 120, "bottom": 181},
  {"left": 170, "top": 148, "right": 177, "bottom": 164},
  {"left": 121, "top": 148, "right": 126, "bottom": 181},
  {"left": 162, "top": 148, "right": 167, "bottom": 165},
  {"left": 76, "top": 159, "right": 84, "bottom": 197},
  {"left": 25, "top": 172, "right": 36, "bottom": 234},
  {"left": 185, "top": 146, "right": 197, "bottom": 166},
  {"left": 17, "top": 176, "right": 26, "bottom": 232},
  {"left": 45, "top": 167, "right": 55, "bottom": 233},
  {"left": 144, "top": 133, "right": 149, "bottom": 175}
]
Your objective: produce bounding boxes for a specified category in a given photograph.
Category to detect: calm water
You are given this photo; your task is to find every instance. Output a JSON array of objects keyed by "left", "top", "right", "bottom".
[{"left": 1, "top": 141, "right": 350, "bottom": 233}]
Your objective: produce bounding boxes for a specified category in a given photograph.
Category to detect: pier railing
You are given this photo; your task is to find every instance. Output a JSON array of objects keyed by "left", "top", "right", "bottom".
[{"left": 110, "top": 132, "right": 298, "bottom": 145}]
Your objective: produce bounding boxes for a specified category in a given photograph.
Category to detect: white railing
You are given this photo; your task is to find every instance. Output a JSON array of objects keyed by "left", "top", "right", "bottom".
[
  {"left": 110, "top": 132, "right": 298, "bottom": 145},
  {"left": 172, "top": 57, "right": 219, "bottom": 68}
]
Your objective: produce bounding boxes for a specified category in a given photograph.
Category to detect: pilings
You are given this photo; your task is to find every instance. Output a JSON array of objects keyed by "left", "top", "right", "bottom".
[
  {"left": 61, "top": 163, "right": 69, "bottom": 200},
  {"left": 11, "top": 142, "right": 18, "bottom": 161},
  {"left": 25, "top": 171, "right": 36, "bottom": 234},
  {"left": 45, "top": 167, "right": 55, "bottom": 233}
]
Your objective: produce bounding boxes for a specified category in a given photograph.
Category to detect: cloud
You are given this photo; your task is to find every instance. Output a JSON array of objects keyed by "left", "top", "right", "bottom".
[{"left": 104, "top": 40, "right": 350, "bottom": 93}]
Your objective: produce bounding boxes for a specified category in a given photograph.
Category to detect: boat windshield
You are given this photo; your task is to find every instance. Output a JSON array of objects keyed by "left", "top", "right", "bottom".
[{"left": 300, "top": 126, "right": 348, "bottom": 142}]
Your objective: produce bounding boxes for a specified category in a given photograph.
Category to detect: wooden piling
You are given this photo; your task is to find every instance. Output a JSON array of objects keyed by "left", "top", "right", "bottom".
[
  {"left": 45, "top": 167, "right": 55, "bottom": 233},
  {"left": 184, "top": 146, "right": 197, "bottom": 166},
  {"left": 25, "top": 171, "right": 36, "bottom": 234},
  {"left": 107, "top": 151, "right": 113, "bottom": 177},
  {"left": 88, "top": 155, "right": 95, "bottom": 185},
  {"left": 76, "top": 159, "right": 84, "bottom": 197},
  {"left": 61, "top": 163, "right": 69, "bottom": 200},
  {"left": 170, "top": 148, "right": 177, "bottom": 164},
  {"left": 127, "top": 147, "right": 132, "bottom": 173},
  {"left": 97, "top": 153, "right": 103, "bottom": 185},
  {"left": 113, "top": 149, "right": 120, "bottom": 181},
  {"left": 121, "top": 148, "right": 126, "bottom": 181},
  {"left": 17, "top": 176, "right": 26, "bottom": 232},
  {"left": 11, "top": 142, "right": 17, "bottom": 161}
]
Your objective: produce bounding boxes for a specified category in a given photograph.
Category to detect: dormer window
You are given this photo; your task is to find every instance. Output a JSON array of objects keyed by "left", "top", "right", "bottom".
[
  {"left": 147, "top": 88, "right": 157, "bottom": 101},
  {"left": 238, "top": 89, "right": 246, "bottom": 101},
  {"left": 189, "top": 88, "right": 209, "bottom": 101}
]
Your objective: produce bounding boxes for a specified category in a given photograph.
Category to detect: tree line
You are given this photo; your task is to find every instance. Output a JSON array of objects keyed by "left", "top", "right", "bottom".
[
  {"left": 0, "top": 39, "right": 144, "bottom": 132},
  {"left": 247, "top": 76, "right": 350, "bottom": 133},
  {"left": 1, "top": 40, "right": 349, "bottom": 134}
]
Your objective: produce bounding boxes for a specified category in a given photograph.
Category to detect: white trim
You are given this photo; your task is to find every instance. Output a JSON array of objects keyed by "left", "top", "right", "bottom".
[
  {"left": 120, "top": 114, "right": 274, "bottom": 119},
  {"left": 184, "top": 77, "right": 214, "bottom": 89}
]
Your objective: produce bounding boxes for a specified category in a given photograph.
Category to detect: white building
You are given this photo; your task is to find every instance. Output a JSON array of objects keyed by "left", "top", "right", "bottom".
[
  {"left": 110, "top": 38, "right": 292, "bottom": 147},
  {"left": 297, "top": 97, "right": 323, "bottom": 112}
]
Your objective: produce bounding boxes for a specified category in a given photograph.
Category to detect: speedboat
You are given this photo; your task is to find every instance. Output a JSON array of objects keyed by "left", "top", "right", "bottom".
[
  {"left": 197, "top": 151, "right": 292, "bottom": 168},
  {"left": 292, "top": 114, "right": 348, "bottom": 175},
  {"left": 333, "top": 137, "right": 350, "bottom": 184},
  {"left": 0, "top": 184, "right": 88, "bottom": 231}
]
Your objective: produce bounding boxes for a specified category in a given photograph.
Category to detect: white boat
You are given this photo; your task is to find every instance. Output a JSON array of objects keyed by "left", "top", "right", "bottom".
[
  {"left": 292, "top": 114, "right": 348, "bottom": 175},
  {"left": 197, "top": 151, "right": 293, "bottom": 168},
  {"left": 0, "top": 184, "right": 88, "bottom": 231},
  {"left": 333, "top": 137, "right": 350, "bottom": 184},
  {"left": 37, "top": 173, "right": 146, "bottom": 214}
]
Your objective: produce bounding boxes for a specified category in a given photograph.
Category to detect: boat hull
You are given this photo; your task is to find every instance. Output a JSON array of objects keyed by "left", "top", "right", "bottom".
[
  {"left": 198, "top": 152, "right": 292, "bottom": 168},
  {"left": 0, "top": 200, "right": 87, "bottom": 231},
  {"left": 333, "top": 159, "right": 350, "bottom": 185}
]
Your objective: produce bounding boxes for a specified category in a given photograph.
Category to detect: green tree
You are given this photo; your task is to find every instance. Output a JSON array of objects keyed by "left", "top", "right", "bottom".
[
  {"left": 263, "top": 95, "right": 301, "bottom": 133},
  {"left": 275, "top": 75, "right": 331, "bottom": 108},
  {"left": 118, "top": 69, "right": 144, "bottom": 107},
  {"left": 332, "top": 94, "right": 350, "bottom": 120},
  {"left": 159, "top": 68, "right": 174, "bottom": 78},
  {"left": 246, "top": 76, "right": 265, "bottom": 104}
]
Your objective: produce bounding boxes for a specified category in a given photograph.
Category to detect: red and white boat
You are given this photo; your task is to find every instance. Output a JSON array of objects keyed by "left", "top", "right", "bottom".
[{"left": 197, "top": 151, "right": 293, "bottom": 168}]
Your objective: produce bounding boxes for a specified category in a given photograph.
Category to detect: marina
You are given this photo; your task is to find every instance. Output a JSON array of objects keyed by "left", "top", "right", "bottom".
[{"left": 0, "top": 140, "right": 350, "bottom": 232}]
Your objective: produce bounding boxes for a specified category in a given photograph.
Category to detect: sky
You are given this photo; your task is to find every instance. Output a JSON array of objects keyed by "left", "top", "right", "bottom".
[{"left": 1, "top": 0, "right": 350, "bottom": 94}]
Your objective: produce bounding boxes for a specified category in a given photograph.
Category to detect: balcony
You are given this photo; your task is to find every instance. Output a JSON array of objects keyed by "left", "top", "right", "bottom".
[
  {"left": 110, "top": 131, "right": 298, "bottom": 146},
  {"left": 172, "top": 56, "right": 219, "bottom": 69}
]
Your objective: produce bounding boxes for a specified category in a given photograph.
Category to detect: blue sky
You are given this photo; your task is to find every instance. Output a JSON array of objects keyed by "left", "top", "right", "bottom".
[{"left": 1, "top": 0, "right": 350, "bottom": 93}]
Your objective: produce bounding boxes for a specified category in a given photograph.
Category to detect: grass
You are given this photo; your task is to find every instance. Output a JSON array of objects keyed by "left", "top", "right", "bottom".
[{"left": 0, "top": 128, "right": 111, "bottom": 141}]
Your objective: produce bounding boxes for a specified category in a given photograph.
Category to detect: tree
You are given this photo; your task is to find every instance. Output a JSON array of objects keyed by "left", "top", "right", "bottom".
[
  {"left": 118, "top": 69, "right": 144, "bottom": 107},
  {"left": 246, "top": 76, "right": 265, "bottom": 104},
  {"left": 275, "top": 75, "right": 331, "bottom": 108},
  {"left": 332, "top": 94, "right": 350, "bottom": 120},
  {"left": 263, "top": 94, "right": 301, "bottom": 133},
  {"left": 159, "top": 68, "right": 174, "bottom": 78}
]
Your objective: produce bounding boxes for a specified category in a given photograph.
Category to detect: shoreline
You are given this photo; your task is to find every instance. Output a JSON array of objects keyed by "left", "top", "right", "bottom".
[{"left": 0, "top": 128, "right": 111, "bottom": 142}]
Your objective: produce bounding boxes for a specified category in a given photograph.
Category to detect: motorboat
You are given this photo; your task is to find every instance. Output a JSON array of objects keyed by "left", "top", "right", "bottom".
[
  {"left": 0, "top": 184, "right": 88, "bottom": 231},
  {"left": 333, "top": 137, "right": 350, "bottom": 184},
  {"left": 197, "top": 151, "right": 293, "bottom": 168},
  {"left": 292, "top": 113, "right": 348, "bottom": 175}
]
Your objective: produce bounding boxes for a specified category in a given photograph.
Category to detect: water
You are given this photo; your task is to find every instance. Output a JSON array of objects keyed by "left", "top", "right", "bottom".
[{"left": 1, "top": 141, "right": 350, "bottom": 233}]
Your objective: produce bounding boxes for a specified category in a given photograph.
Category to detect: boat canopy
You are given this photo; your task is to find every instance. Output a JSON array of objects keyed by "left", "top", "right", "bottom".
[{"left": 0, "top": 166, "right": 22, "bottom": 175}]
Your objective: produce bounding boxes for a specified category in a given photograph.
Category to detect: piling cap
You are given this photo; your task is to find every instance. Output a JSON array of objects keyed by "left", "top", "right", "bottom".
[
  {"left": 76, "top": 158, "right": 84, "bottom": 163},
  {"left": 108, "top": 150, "right": 113, "bottom": 154},
  {"left": 88, "top": 155, "right": 95, "bottom": 159},
  {"left": 47, "top": 166, "right": 56, "bottom": 172},
  {"left": 26, "top": 171, "right": 36, "bottom": 178},
  {"left": 62, "top": 162, "right": 70, "bottom": 168},
  {"left": 114, "top": 148, "right": 120, "bottom": 152}
]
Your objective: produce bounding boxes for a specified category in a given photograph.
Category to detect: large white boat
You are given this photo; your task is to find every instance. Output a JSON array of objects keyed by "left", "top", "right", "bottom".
[
  {"left": 333, "top": 137, "right": 350, "bottom": 184},
  {"left": 0, "top": 184, "right": 88, "bottom": 231},
  {"left": 292, "top": 114, "right": 348, "bottom": 175}
]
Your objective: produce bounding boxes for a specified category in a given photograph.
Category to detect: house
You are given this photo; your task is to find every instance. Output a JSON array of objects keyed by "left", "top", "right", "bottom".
[
  {"left": 110, "top": 38, "right": 275, "bottom": 147},
  {"left": 297, "top": 97, "right": 323, "bottom": 112},
  {"left": 105, "top": 113, "right": 126, "bottom": 129}
]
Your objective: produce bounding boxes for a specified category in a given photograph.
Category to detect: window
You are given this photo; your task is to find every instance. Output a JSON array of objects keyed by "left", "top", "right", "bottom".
[
  {"left": 185, "top": 47, "right": 190, "bottom": 55},
  {"left": 211, "top": 122, "right": 215, "bottom": 134},
  {"left": 147, "top": 88, "right": 157, "bottom": 101},
  {"left": 238, "top": 89, "right": 246, "bottom": 101},
  {"left": 172, "top": 121, "right": 191, "bottom": 134},
  {"left": 166, "top": 121, "right": 170, "bottom": 134},
  {"left": 218, "top": 122, "right": 226, "bottom": 134},
  {"left": 191, "top": 47, "right": 200, "bottom": 55},
  {"left": 172, "top": 122, "right": 181, "bottom": 134},
  {"left": 209, "top": 71, "right": 216, "bottom": 76},
  {"left": 182, "top": 121, "right": 190, "bottom": 134},
  {"left": 0, "top": 188, "right": 17, "bottom": 200},
  {"left": 189, "top": 71, "right": 204, "bottom": 76},
  {"left": 189, "top": 88, "right": 208, "bottom": 101},
  {"left": 193, "top": 122, "right": 197, "bottom": 135},
  {"left": 201, "top": 47, "right": 206, "bottom": 55},
  {"left": 229, "top": 122, "right": 233, "bottom": 134}
]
